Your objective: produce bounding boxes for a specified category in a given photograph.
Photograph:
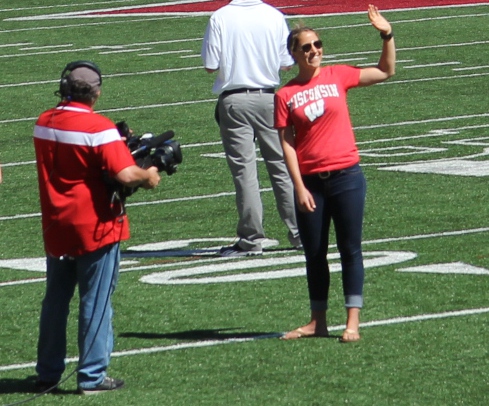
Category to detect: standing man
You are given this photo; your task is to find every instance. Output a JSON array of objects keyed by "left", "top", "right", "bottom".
[
  {"left": 201, "top": 0, "right": 301, "bottom": 257},
  {"left": 33, "top": 61, "right": 160, "bottom": 394}
]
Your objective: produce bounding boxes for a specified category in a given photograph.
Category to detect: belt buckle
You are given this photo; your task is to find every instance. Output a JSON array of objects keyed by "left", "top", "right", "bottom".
[{"left": 318, "top": 171, "right": 331, "bottom": 179}]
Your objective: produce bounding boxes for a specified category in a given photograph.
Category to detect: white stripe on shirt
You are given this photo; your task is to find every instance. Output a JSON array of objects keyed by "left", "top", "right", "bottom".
[{"left": 34, "top": 125, "right": 122, "bottom": 147}]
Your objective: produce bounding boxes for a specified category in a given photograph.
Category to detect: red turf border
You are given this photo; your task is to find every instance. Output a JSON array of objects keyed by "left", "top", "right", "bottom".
[{"left": 93, "top": 0, "right": 489, "bottom": 15}]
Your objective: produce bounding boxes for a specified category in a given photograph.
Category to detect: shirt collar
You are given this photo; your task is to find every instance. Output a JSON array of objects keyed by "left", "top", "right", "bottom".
[{"left": 56, "top": 101, "right": 94, "bottom": 113}]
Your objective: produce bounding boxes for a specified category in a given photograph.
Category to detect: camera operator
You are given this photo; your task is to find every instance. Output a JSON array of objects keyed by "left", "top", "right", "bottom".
[{"left": 33, "top": 60, "right": 160, "bottom": 395}]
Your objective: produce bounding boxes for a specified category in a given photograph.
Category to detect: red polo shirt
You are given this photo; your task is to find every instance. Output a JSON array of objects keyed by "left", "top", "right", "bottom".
[{"left": 34, "top": 101, "right": 135, "bottom": 257}]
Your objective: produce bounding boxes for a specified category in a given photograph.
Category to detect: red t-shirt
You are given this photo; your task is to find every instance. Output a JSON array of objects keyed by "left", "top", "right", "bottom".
[
  {"left": 274, "top": 65, "right": 361, "bottom": 174},
  {"left": 33, "top": 101, "right": 136, "bottom": 257}
]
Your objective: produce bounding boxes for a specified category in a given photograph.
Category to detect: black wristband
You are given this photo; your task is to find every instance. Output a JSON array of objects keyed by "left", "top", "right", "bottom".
[{"left": 380, "top": 31, "right": 394, "bottom": 40}]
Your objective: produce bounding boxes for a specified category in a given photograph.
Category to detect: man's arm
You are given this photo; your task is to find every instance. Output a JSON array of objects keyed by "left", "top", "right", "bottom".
[
  {"left": 201, "top": 17, "right": 221, "bottom": 73},
  {"left": 115, "top": 165, "right": 160, "bottom": 189}
]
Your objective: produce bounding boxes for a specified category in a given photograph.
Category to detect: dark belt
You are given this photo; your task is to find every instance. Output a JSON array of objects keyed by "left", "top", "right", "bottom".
[
  {"left": 306, "top": 164, "right": 359, "bottom": 180},
  {"left": 221, "top": 87, "right": 275, "bottom": 97},
  {"left": 310, "top": 169, "right": 344, "bottom": 179}
]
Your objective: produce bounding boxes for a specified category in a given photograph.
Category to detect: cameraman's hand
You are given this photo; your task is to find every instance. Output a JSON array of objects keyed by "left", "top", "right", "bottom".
[{"left": 141, "top": 166, "right": 160, "bottom": 189}]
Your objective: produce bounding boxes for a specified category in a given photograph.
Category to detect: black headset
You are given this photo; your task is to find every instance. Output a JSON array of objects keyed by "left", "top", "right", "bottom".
[{"left": 59, "top": 60, "right": 102, "bottom": 98}]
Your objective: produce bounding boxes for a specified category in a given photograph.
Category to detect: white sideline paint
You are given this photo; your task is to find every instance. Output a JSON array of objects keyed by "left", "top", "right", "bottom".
[
  {"left": 398, "top": 262, "right": 489, "bottom": 275},
  {"left": 1, "top": 307, "right": 488, "bottom": 372},
  {"left": 2, "top": 115, "right": 489, "bottom": 165},
  {"left": 139, "top": 251, "right": 417, "bottom": 285},
  {"left": 0, "top": 37, "right": 488, "bottom": 84},
  {"left": 454, "top": 65, "right": 489, "bottom": 71},
  {"left": 2, "top": 104, "right": 489, "bottom": 126},
  {"left": 403, "top": 61, "right": 461, "bottom": 69},
  {"left": 0, "top": 278, "right": 45, "bottom": 287},
  {"left": 361, "top": 146, "right": 447, "bottom": 157},
  {"left": 379, "top": 158, "right": 489, "bottom": 177},
  {"left": 0, "top": 213, "right": 39, "bottom": 221},
  {"left": 0, "top": 189, "right": 264, "bottom": 221},
  {"left": 3, "top": 228, "right": 489, "bottom": 286},
  {"left": 0, "top": 0, "right": 142, "bottom": 13}
]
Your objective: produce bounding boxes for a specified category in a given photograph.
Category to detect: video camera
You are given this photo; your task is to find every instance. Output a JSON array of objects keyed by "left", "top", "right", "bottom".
[
  {"left": 116, "top": 121, "right": 182, "bottom": 175},
  {"left": 108, "top": 121, "right": 183, "bottom": 200}
]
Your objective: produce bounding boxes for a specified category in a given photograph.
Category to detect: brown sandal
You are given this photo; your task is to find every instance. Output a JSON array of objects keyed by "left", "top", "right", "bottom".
[{"left": 281, "top": 327, "right": 329, "bottom": 340}]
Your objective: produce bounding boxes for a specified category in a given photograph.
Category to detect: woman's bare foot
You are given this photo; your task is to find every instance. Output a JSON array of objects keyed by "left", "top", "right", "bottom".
[
  {"left": 341, "top": 328, "right": 360, "bottom": 342},
  {"left": 341, "top": 307, "right": 361, "bottom": 342}
]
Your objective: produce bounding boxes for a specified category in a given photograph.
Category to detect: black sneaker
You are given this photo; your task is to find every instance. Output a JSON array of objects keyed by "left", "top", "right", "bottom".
[
  {"left": 78, "top": 377, "right": 125, "bottom": 395},
  {"left": 219, "top": 243, "right": 262, "bottom": 257},
  {"left": 34, "top": 379, "right": 60, "bottom": 394}
]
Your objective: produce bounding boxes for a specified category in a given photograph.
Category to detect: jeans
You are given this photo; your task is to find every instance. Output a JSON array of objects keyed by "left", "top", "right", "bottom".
[
  {"left": 36, "top": 243, "right": 120, "bottom": 388},
  {"left": 296, "top": 164, "right": 366, "bottom": 311}
]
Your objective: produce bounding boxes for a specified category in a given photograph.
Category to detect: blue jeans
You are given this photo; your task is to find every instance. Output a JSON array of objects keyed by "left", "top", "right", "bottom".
[
  {"left": 296, "top": 164, "right": 366, "bottom": 311},
  {"left": 36, "top": 243, "right": 120, "bottom": 388}
]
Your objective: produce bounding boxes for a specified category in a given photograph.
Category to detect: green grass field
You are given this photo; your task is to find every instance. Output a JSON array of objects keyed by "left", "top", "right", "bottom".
[{"left": 1, "top": 1, "right": 489, "bottom": 405}]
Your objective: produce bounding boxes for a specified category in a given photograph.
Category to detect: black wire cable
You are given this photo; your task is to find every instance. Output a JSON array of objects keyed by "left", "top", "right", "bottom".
[
  {"left": 5, "top": 100, "right": 129, "bottom": 405},
  {"left": 3, "top": 243, "right": 120, "bottom": 406}
]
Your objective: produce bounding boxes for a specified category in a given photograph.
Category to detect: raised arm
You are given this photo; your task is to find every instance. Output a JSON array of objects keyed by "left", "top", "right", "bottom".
[{"left": 358, "top": 4, "right": 396, "bottom": 86}]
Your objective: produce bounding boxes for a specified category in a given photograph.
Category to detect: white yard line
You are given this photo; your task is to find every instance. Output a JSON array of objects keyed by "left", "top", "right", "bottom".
[{"left": 1, "top": 307, "right": 488, "bottom": 372}]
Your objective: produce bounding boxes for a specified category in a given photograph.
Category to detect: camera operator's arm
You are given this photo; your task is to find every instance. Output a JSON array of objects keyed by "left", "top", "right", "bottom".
[{"left": 115, "top": 165, "right": 160, "bottom": 189}]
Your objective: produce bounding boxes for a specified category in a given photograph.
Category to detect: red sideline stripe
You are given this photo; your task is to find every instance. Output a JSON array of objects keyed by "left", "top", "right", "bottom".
[{"left": 92, "top": 0, "right": 489, "bottom": 15}]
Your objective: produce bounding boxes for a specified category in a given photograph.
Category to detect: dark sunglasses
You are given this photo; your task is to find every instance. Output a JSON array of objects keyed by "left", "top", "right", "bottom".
[{"left": 300, "top": 40, "right": 323, "bottom": 53}]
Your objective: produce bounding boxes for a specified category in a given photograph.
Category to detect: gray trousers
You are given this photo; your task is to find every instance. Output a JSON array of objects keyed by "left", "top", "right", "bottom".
[{"left": 218, "top": 91, "right": 299, "bottom": 250}]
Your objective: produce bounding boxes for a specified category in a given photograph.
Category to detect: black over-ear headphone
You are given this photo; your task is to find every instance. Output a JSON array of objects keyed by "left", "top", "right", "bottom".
[{"left": 59, "top": 60, "right": 102, "bottom": 98}]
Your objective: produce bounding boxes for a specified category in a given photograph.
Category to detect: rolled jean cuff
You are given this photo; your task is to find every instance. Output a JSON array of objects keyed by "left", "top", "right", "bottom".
[
  {"left": 310, "top": 300, "right": 328, "bottom": 312},
  {"left": 345, "top": 295, "right": 363, "bottom": 308}
]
